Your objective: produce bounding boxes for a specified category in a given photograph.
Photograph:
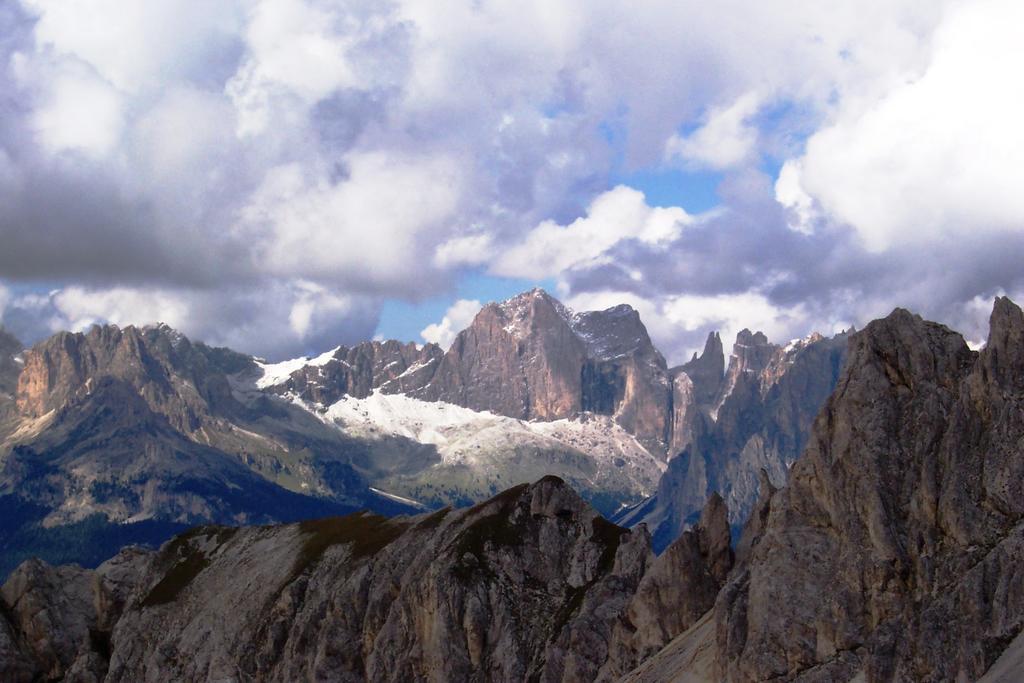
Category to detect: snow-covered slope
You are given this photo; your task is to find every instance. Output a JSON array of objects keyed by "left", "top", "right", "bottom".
[
  {"left": 300, "top": 391, "right": 665, "bottom": 514},
  {"left": 255, "top": 347, "right": 341, "bottom": 389}
]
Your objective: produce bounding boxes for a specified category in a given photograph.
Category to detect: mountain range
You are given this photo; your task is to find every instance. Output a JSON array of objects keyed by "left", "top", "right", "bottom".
[
  {"left": 2, "top": 295, "right": 1023, "bottom": 680},
  {"left": 0, "top": 289, "right": 847, "bottom": 574}
]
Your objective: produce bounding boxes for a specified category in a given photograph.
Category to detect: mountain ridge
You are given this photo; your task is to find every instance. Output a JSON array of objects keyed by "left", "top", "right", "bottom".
[{"left": 0, "top": 289, "right": 847, "bottom": 573}]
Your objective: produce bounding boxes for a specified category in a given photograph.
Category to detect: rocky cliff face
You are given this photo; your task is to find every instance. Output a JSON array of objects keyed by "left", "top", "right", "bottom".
[
  {"left": 620, "top": 329, "right": 848, "bottom": 551},
  {"left": 416, "top": 289, "right": 588, "bottom": 422},
  {"left": 13, "top": 323, "right": 257, "bottom": 440},
  {"left": 655, "top": 297, "right": 1024, "bottom": 682},
  {"left": 0, "top": 477, "right": 729, "bottom": 682},
  {"left": 413, "top": 290, "right": 675, "bottom": 453},
  {"left": 266, "top": 340, "right": 443, "bottom": 406}
]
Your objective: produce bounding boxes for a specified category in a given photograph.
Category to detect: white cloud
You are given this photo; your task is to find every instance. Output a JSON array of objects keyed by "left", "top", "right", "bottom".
[
  {"left": 8, "top": 0, "right": 1017, "bottom": 360},
  {"left": 30, "top": 69, "right": 124, "bottom": 157},
  {"left": 22, "top": 0, "right": 242, "bottom": 92},
  {"left": 492, "top": 185, "right": 690, "bottom": 280},
  {"left": 240, "top": 151, "right": 463, "bottom": 290},
  {"left": 432, "top": 234, "right": 496, "bottom": 269},
  {"left": 665, "top": 92, "right": 760, "bottom": 169},
  {"left": 227, "top": 0, "right": 366, "bottom": 136},
  {"left": 130, "top": 86, "right": 239, "bottom": 195},
  {"left": 775, "top": 0, "right": 1024, "bottom": 251},
  {"left": 421, "top": 298, "right": 481, "bottom": 349},
  {"left": 9, "top": 282, "right": 379, "bottom": 360},
  {"left": 52, "top": 287, "right": 191, "bottom": 332},
  {"left": 286, "top": 280, "right": 359, "bottom": 339}
]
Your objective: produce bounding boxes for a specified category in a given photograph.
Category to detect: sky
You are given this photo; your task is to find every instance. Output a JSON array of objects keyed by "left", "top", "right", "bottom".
[{"left": 0, "top": 0, "right": 1023, "bottom": 363}]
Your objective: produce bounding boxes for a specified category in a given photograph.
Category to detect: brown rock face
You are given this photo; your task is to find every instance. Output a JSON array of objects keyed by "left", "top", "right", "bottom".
[
  {"left": 578, "top": 305, "right": 672, "bottom": 453},
  {"left": 679, "top": 332, "right": 725, "bottom": 408},
  {"left": 706, "top": 298, "right": 1024, "bottom": 682},
  {"left": 410, "top": 289, "right": 673, "bottom": 452},
  {"left": 0, "top": 477, "right": 734, "bottom": 682},
  {"left": 0, "top": 548, "right": 150, "bottom": 682},
  {"left": 417, "top": 289, "right": 587, "bottom": 420},
  {"left": 668, "top": 332, "right": 723, "bottom": 457},
  {"left": 14, "top": 324, "right": 249, "bottom": 433}
]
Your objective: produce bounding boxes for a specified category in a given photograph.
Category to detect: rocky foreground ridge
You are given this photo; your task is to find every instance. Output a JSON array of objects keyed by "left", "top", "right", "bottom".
[{"left": 0, "top": 476, "right": 732, "bottom": 682}]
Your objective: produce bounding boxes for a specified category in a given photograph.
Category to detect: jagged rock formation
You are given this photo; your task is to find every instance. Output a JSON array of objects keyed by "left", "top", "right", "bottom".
[
  {"left": 667, "top": 332, "right": 724, "bottom": 457},
  {"left": 654, "top": 297, "right": 1024, "bottom": 682},
  {"left": 3, "top": 324, "right": 389, "bottom": 514},
  {"left": 258, "top": 290, "right": 853, "bottom": 545},
  {"left": 0, "top": 477, "right": 729, "bottom": 682},
  {"left": 266, "top": 340, "right": 444, "bottom": 406},
  {"left": 619, "top": 329, "right": 849, "bottom": 551},
  {"left": 599, "top": 493, "right": 733, "bottom": 680},
  {"left": 7, "top": 299, "right": 1024, "bottom": 682},
  {"left": 256, "top": 290, "right": 683, "bottom": 514},
  {"left": 0, "top": 289, "right": 848, "bottom": 577},
  {"left": 262, "top": 290, "right": 845, "bottom": 548}
]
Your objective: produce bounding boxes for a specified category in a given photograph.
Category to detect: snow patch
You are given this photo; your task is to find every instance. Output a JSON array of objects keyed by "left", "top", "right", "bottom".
[{"left": 256, "top": 346, "right": 341, "bottom": 389}]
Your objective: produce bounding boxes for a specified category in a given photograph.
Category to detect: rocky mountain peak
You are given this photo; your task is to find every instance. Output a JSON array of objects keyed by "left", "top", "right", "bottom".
[
  {"left": 678, "top": 331, "right": 725, "bottom": 407},
  {"left": 490, "top": 286, "right": 574, "bottom": 340},
  {"left": 0, "top": 468, "right": 766, "bottom": 682},
  {"left": 14, "top": 323, "right": 248, "bottom": 425},
  {"left": 977, "top": 295, "right": 1024, "bottom": 391},
  {"left": 735, "top": 328, "right": 769, "bottom": 347},
  {"left": 630, "top": 327, "right": 849, "bottom": 550},
  {"left": 572, "top": 303, "right": 661, "bottom": 364},
  {"left": 696, "top": 491, "right": 732, "bottom": 584},
  {"left": 261, "top": 338, "right": 443, "bottom": 405},
  {"left": 728, "top": 328, "right": 775, "bottom": 373},
  {"left": 0, "top": 475, "right": 677, "bottom": 682}
]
